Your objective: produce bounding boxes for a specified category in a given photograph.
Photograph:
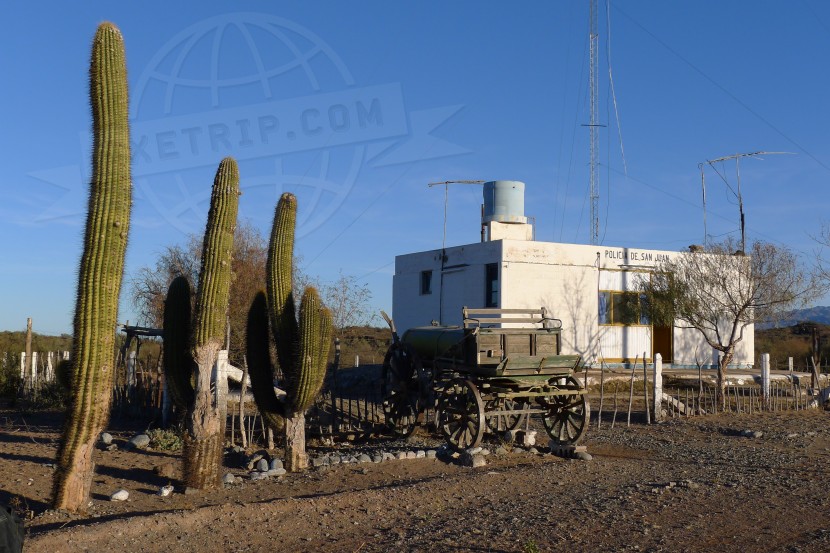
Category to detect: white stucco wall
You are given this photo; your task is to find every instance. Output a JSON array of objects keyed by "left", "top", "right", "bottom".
[
  {"left": 393, "top": 238, "right": 754, "bottom": 368},
  {"left": 392, "top": 241, "right": 501, "bottom": 332}
]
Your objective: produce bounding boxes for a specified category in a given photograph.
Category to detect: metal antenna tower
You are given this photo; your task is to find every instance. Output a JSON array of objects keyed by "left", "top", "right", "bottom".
[{"left": 588, "top": 0, "right": 600, "bottom": 244}]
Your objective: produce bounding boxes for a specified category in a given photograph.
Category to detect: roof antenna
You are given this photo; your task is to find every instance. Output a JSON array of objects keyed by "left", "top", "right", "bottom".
[{"left": 427, "top": 180, "right": 486, "bottom": 250}]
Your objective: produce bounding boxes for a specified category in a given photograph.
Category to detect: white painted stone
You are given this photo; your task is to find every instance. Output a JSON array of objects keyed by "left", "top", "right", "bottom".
[
  {"left": 653, "top": 353, "right": 663, "bottom": 422},
  {"left": 761, "top": 353, "right": 771, "bottom": 403}
]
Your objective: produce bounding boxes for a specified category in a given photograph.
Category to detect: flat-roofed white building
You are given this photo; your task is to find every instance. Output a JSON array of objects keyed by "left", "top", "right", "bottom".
[{"left": 392, "top": 181, "right": 754, "bottom": 368}]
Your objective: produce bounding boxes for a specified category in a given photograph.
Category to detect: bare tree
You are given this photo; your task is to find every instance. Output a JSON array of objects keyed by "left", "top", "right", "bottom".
[
  {"left": 130, "top": 240, "right": 199, "bottom": 328},
  {"left": 131, "top": 223, "right": 376, "bottom": 364},
  {"left": 130, "top": 221, "right": 265, "bottom": 367},
  {"left": 320, "top": 272, "right": 377, "bottom": 336},
  {"left": 815, "top": 224, "right": 830, "bottom": 284},
  {"left": 639, "top": 238, "right": 815, "bottom": 409}
]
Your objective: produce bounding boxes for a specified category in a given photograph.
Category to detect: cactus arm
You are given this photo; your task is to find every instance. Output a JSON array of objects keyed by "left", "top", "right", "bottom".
[
  {"left": 291, "top": 286, "right": 332, "bottom": 412},
  {"left": 53, "top": 22, "right": 132, "bottom": 512},
  {"left": 265, "top": 193, "right": 298, "bottom": 374},
  {"left": 245, "top": 290, "right": 286, "bottom": 431},
  {"left": 162, "top": 276, "right": 195, "bottom": 413}
]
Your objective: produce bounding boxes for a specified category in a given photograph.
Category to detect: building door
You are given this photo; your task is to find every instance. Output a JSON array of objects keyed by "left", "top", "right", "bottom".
[{"left": 652, "top": 325, "right": 673, "bottom": 362}]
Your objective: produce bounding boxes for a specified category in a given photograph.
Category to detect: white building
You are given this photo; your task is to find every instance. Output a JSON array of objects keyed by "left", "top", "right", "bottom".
[{"left": 392, "top": 181, "right": 754, "bottom": 368}]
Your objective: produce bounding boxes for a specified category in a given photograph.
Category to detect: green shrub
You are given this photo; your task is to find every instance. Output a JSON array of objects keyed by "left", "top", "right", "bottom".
[
  {"left": 146, "top": 427, "right": 184, "bottom": 451},
  {"left": 27, "top": 381, "right": 69, "bottom": 410},
  {"left": 0, "top": 354, "right": 21, "bottom": 402},
  {"left": 522, "top": 540, "right": 541, "bottom": 553}
]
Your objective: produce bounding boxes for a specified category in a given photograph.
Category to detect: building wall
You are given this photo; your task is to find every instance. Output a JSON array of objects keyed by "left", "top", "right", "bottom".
[
  {"left": 393, "top": 238, "right": 754, "bottom": 368},
  {"left": 393, "top": 241, "right": 501, "bottom": 332}
]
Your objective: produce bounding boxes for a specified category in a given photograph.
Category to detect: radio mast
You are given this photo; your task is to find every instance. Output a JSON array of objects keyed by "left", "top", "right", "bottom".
[{"left": 588, "top": 0, "right": 599, "bottom": 245}]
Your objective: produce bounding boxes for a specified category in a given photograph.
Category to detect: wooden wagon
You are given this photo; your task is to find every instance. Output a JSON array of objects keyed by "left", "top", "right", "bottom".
[{"left": 381, "top": 307, "right": 589, "bottom": 450}]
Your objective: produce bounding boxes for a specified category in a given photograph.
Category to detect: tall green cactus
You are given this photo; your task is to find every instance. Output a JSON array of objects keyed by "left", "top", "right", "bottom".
[
  {"left": 247, "top": 193, "right": 332, "bottom": 471},
  {"left": 183, "top": 157, "right": 240, "bottom": 490},
  {"left": 53, "top": 22, "right": 132, "bottom": 512},
  {"left": 162, "top": 276, "right": 195, "bottom": 419}
]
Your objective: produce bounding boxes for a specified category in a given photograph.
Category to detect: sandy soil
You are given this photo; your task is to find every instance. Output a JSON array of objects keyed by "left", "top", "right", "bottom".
[{"left": 4, "top": 408, "right": 830, "bottom": 552}]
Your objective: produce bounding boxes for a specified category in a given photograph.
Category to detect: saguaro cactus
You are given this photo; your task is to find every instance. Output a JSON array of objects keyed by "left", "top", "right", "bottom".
[
  {"left": 247, "top": 193, "right": 332, "bottom": 471},
  {"left": 182, "top": 157, "right": 240, "bottom": 489},
  {"left": 53, "top": 22, "right": 132, "bottom": 512}
]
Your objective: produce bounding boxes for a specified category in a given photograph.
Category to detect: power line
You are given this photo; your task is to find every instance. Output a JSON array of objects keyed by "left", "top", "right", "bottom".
[
  {"left": 612, "top": 4, "right": 830, "bottom": 174},
  {"left": 306, "top": 115, "right": 465, "bottom": 267},
  {"left": 558, "top": 28, "right": 590, "bottom": 242},
  {"left": 358, "top": 260, "right": 394, "bottom": 280},
  {"left": 605, "top": 164, "right": 808, "bottom": 255}
]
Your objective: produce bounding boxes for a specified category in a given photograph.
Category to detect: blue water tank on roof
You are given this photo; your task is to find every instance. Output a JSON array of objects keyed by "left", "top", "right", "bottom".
[{"left": 482, "top": 180, "right": 526, "bottom": 224}]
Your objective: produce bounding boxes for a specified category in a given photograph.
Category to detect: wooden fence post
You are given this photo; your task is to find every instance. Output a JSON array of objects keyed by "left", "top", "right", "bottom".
[
  {"left": 239, "top": 357, "right": 249, "bottom": 449},
  {"left": 642, "top": 353, "right": 651, "bottom": 424},
  {"left": 24, "top": 318, "right": 33, "bottom": 393},
  {"left": 597, "top": 361, "right": 605, "bottom": 429},
  {"left": 126, "top": 350, "right": 137, "bottom": 388},
  {"left": 627, "top": 355, "right": 638, "bottom": 427}
]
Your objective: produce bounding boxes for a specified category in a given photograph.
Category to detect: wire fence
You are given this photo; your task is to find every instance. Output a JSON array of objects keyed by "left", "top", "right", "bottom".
[
  {"left": 591, "top": 366, "right": 830, "bottom": 431},
  {"left": 7, "top": 348, "right": 828, "bottom": 450}
]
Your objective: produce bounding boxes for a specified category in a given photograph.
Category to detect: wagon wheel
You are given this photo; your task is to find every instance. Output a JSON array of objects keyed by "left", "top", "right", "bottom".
[
  {"left": 437, "top": 378, "right": 485, "bottom": 450},
  {"left": 541, "top": 376, "right": 589, "bottom": 446},
  {"left": 484, "top": 398, "right": 527, "bottom": 433},
  {"left": 381, "top": 343, "right": 419, "bottom": 437}
]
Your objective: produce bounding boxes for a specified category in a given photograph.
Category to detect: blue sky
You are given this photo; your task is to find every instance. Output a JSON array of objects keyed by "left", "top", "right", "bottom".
[{"left": 3, "top": 1, "right": 830, "bottom": 335}]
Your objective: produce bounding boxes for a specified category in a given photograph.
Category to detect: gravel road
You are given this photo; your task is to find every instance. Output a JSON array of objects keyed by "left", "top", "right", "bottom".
[{"left": 18, "top": 409, "right": 830, "bottom": 552}]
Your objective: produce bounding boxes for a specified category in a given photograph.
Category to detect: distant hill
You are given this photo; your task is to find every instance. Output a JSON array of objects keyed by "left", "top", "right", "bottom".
[
  {"left": 755, "top": 321, "right": 830, "bottom": 371},
  {"left": 757, "top": 306, "right": 830, "bottom": 330},
  {"left": 0, "top": 331, "right": 72, "bottom": 353}
]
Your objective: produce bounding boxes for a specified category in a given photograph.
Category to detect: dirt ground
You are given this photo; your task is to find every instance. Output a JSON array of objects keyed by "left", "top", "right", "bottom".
[{"left": 4, "top": 408, "right": 830, "bottom": 553}]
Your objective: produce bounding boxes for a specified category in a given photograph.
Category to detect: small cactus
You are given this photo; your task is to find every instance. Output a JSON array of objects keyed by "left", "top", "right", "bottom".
[
  {"left": 247, "top": 193, "right": 332, "bottom": 471},
  {"left": 53, "top": 22, "right": 132, "bottom": 512}
]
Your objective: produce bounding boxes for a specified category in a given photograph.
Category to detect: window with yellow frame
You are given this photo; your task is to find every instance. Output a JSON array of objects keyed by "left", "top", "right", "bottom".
[{"left": 598, "top": 291, "right": 651, "bottom": 326}]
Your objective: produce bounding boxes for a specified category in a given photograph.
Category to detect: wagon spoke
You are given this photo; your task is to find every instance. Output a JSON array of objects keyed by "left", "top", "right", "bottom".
[
  {"left": 438, "top": 378, "right": 484, "bottom": 451},
  {"left": 543, "top": 376, "right": 589, "bottom": 446}
]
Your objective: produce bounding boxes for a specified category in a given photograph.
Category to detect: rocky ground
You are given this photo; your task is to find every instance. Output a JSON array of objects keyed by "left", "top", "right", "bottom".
[{"left": 4, "top": 408, "right": 830, "bottom": 552}]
